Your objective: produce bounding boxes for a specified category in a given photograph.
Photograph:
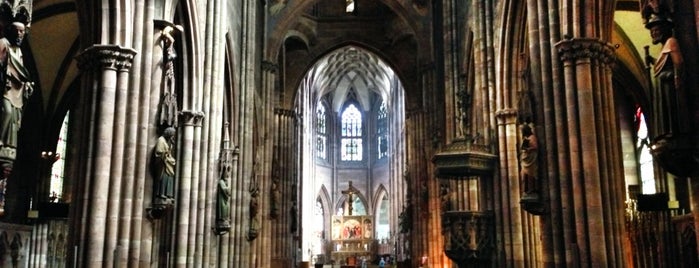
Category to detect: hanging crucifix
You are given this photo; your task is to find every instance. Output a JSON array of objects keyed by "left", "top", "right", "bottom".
[{"left": 341, "top": 181, "right": 358, "bottom": 216}]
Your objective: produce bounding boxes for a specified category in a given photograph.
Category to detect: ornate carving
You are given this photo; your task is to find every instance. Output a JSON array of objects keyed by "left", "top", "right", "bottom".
[
  {"left": 215, "top": 124, "right": 236, "bottom": 235},
  {"left": 555, "top": 37, "right": 615, "bottom": 64},
  {"left": 274, "top": 108, "right": 295, "bottom": 117},
  {"left": 456, "top": 74, "right": 472, "bottom": 138},
  {"left": 442, "top": 211, "right": 494, "bottom": 266},
  {"left": 261, "top": 60, "right": 278, "bottom": 73},
  {"left": 76, "top": 45, "right": 137, "bottom": 71},
  {"left": 432, "top": 137, "right": 497, "bottom": 178},
  {"left": 0, "top": 1, "right": 32, "bottom": 27},
  {"left": 179, "top": 110, "right": 205, "bottom": 127},
  {"left": 158, "top": 23, "right": 183, "bottom": 128},
  {"left": 641, "top": 0, "right": 674, "bottom": 23}
]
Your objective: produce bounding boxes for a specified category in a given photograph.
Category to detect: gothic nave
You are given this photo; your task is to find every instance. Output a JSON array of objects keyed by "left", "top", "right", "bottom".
[{"left": 0, "top": 0, "right": 697, "bottom": 267}]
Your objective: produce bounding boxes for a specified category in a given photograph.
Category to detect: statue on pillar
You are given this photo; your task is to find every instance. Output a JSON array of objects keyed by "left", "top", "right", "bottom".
[
  {"left": 215, "top": 124, "right": 234, "bottom": 234},
  {"left": 519, "top": 124, "right": 539, "bottom": 200},
  {"left": 0, "top": 18, "right": 31, "bottom": 161},
  {"left": 158, "top": 24, "right": 183, "bottom": 128},
  {"left": 0, "top": 0, "right": 33, "bottom": 216},
  {"left": 151, "top": 127, "right": 177, "bottom": 205},
  {"left": 270, "top": 177, "right": 280, "bottom": 218},
  {"left": 455, "top": 76, "right": 471, "bottom": 138},
  {"left": 644, "top": 14, "right": 688, "bottom": 136},
  {"left": 247, "top": 184, "right": 260, "bottom": 241},
  {"left": 215, "top": 166, "right": 231, "bottom": 234}
]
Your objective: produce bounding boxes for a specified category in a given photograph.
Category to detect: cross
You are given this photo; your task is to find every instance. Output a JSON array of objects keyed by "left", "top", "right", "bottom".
[{"left": 341, "top": 181, "right": 357, "bottom": 215}]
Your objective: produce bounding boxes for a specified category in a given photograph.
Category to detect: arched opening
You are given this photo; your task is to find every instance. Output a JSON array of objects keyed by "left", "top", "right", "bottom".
[{"left": 297, "top": 45, "right": 406, "bottom": 264}]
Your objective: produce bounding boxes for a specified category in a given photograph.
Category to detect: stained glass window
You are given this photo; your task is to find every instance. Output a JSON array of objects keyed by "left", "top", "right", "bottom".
[
  {"left": 316, "top": 104, "right": 327, "bottom": 159},
  {"left": 341, "top": 104, "right": 362, "bottom": 161},
  {"left": 377, "top": 101, "right": 388, "bottom": 159},
  {"left": 49, "top": 112, "right": 69, "bottom": 202},
  {"left": 635, "top": 107, "right": 655, "bottom": 194}
]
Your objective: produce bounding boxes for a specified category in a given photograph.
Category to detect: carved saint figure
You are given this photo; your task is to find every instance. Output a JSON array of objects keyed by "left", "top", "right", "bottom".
[
  {"left": 646, "top": 16, "right": 688, "bottom": 135},
  {"left": 270, "top": 178, "right": 280, "bottom": 218},
  {"left": 520, "top": 124, "right": 538, "bottom": 198},
  {"left": 0, "top": 21, "right": 32, "bottom": 162},
  {"left": 248, "top": 185, "right": 260, "bottom": 240},
  {"left": 440, "top": 183, "right": 452, "bottom": 213},
  {"left": 159, "top": 25, "right": 183, "bottom": 128},
  {"left": 152, "top": 127, "right": 176, "bottom": 204},
  {"left": 216, "top": 173, "right": 231, "bottom": 230}
]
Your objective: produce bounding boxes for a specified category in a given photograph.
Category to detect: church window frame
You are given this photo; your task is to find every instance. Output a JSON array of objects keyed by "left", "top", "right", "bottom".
[
  {"left": 340, "top": 102, "right": 363, "bottom": 161},
  {"left": 316, "top": 103, "right": 328, "bottom": 160}
]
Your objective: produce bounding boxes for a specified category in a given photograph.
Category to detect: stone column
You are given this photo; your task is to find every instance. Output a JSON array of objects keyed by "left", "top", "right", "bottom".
[
  {"left": 174, "top": 109, "right": 204, "bottom": 267},
  {"left": 272, "top": 107, "right": 296, "bottom": 267},
  {"left": 556, "top": 37, "right": 625, "bottom": 267},
  {"left": 72, "top": 45, "right": 137, "bottom": 268}
]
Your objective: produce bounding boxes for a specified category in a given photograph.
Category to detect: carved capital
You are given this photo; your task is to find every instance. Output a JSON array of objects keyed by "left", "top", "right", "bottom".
[
  {"left": 274, "top": 108, "right": 295, "bottom": 117},
  {"left": 76, "top": 45, "right": 138, "bottom": 71},
  {"left": 179, "top": 110, "right": 205, "bottom": 126},
  {"left": 555, "top": 38, "right": 615, "bottom": 64},
  {"left": 495, "top": 108, "right": 518, "bottom": 124},
  {"left": 261, "top": 60, "right": 278, "bottom": 73}
]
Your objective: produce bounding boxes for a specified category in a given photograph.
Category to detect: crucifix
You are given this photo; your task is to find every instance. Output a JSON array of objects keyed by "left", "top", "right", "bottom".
[{"left": 341, "top": 181, "right": 357, "bottom": 216}]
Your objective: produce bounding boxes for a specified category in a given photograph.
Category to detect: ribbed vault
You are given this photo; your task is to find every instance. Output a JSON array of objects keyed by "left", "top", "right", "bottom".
[{"left": 308, "top": 46, "right": 394, "bottom": 111}]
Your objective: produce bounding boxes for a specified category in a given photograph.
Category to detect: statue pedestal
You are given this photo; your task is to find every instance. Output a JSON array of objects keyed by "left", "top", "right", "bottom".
[
  {"left": 651, "top": 133, "right": 699, "bottom": 177},
  {"left": 520, "top": 194, "right": 547, "bottom": 215}
]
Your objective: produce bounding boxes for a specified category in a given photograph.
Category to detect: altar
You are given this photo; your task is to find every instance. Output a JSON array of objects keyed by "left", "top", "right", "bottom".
[{"left": 330, "top": 215, "right": 375, "bottom": 264}]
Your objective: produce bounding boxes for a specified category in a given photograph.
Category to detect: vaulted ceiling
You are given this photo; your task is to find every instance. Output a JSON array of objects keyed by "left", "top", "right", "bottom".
[{"left": 308, "top": 46, "right": 396, "bottom": 112}]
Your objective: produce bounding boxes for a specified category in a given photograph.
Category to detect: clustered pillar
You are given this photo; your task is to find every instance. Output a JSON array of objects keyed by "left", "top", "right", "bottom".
[{"left": 71, "top": 45, "right": 137, "bottom": 268}]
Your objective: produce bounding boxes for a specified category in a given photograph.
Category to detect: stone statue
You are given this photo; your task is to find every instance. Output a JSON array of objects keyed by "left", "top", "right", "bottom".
[
  {"left": 440, "top": 183, "right": 452, "bottom": 213},
  {"left": 645, "top": 15, "right": 688, "bottom": 135},
  {"left": 248, "top": 185, "right": 260, "bottom": 241},
  {"left": 216, "top": 172, "right": 231, "bottom": 233},
  {"left": 152, "top": 127, "right": 176, "bottom": 204},
  {"left": 159, "top": 25, "right": 182, "bottom": 128},
  {"left": 270, "top": 178, "right": 280, "bottom": 218},
  {"left": 0, "top": 20, "right": 32, "bottom": 163},
  {"left": 456, "top": 87, "right": 471, "bottom": 138},
  {"left": 520, "top": 124, "right": 538, "bottom": 199},
  {"left": 641, "top": 0, "right": 673, "bottom": 23}
]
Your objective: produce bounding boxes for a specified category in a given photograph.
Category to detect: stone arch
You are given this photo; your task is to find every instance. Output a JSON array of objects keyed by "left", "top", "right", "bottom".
[
  {"left": 266, "top": 0, "right": 423, "bottom": 60},
  {"left": 372, "top": 184, "right": 388, "bottom": 216},
  {"left": 335, "top": 191, "right": 370, "bottom": 216},
  {"left": 317, "top": 184, "right": 332, "bottom": 217},
  {"left": 291, "top": 42, "right": 415, "bottom": 109}
]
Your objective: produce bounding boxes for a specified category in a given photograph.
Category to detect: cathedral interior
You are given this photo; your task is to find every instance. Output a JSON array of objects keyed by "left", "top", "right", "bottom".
[{"left": 0, "top": 0, "right": 697, "bottom": 267}]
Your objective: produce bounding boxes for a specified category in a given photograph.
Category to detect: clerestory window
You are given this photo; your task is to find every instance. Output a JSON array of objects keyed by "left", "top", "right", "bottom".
[
  {"left": 340, "top": 103, "right": 362, "bottom": 161},
  {"left": 377, "top": 100, "right": 388, "bottom": 159},
  {"left": 316, "top": 104, "right": 327, "bottom": 159}
]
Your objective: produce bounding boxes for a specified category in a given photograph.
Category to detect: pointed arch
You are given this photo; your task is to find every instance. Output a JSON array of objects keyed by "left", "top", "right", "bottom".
[
  {"left": 372, "top": 184, "right": 388, "bottom": 215},
  {"left": 317, "top": 184, "right": 332, "bottom": 217},
  {"left": 335, "top": 191, "right": 369, "bottom": 216}
]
